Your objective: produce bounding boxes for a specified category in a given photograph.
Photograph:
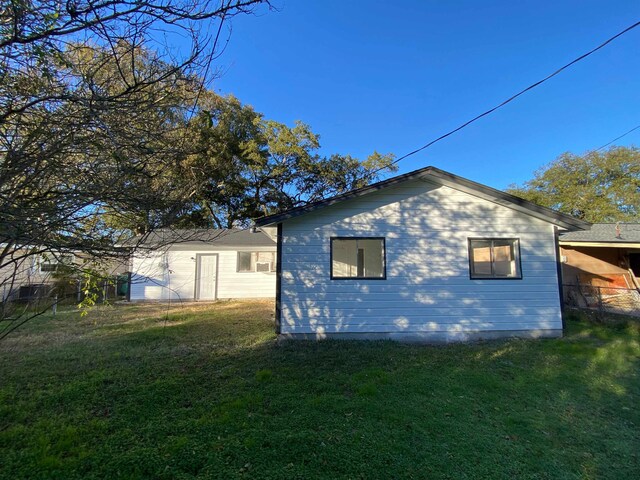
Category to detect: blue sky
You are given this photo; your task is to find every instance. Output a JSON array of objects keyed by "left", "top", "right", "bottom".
[{"left": 212, "top": 0, "right": 640, "bottom": 189}]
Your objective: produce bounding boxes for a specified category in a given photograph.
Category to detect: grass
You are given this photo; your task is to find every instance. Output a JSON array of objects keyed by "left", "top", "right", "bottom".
[{"left": 1, "top": 302, "right": 639, "bottom": 479}]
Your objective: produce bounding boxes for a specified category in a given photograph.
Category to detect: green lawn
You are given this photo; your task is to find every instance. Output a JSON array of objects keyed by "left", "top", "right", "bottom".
[{"left": 1, "top": 302, "right": 639, "bottom": 479}]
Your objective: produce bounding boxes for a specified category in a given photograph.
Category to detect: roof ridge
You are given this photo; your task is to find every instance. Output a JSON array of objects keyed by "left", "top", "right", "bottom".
[{"left": 254, "top": 166, "right": 590, "bottom": 230}]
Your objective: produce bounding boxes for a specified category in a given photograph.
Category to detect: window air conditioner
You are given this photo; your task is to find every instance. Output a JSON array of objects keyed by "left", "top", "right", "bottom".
[{"left": 255, "top": 262, "right": 272, "bottom": 272}]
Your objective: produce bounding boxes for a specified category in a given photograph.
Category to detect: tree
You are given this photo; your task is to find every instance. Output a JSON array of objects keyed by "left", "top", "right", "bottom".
[
  {"left": 506, "top": 146, "right": 640, "bottom": 222},
  {"left": 110, "top": 92, "right": 398, "bottom": 231},
  {"left": 1, "top": 0, "right": 269, "bottom": 241},
  {"left": 0, "top": 1, "right": 268, "bottom": 333},
  {"left": 180, "top": 94, "right": 397, "bottom": 228},
  {"left": 0, "top": 0, "right": 397, "bottom": 336}
]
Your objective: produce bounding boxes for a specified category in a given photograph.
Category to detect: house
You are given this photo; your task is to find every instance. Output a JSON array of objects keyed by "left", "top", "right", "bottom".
[
  {"left": 0, "top": 247, "right": 127, "bottom": 303},
  {"left": 129, "top": 229, "right": 277, "bottom": 301},
  {"left": 0, "top": 248, "right": 73, "bottom": 302},
  {"left": 254, "top": 166, "right": 589, "bottom": 342},
  {"left": 559, "top": 223, "right": 640, "bottom": 312}
]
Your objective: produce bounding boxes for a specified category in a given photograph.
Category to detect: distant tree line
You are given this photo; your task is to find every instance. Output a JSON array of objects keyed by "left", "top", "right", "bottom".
[{"left": 506, "top": 146, "right": 639, "bottom": 223}]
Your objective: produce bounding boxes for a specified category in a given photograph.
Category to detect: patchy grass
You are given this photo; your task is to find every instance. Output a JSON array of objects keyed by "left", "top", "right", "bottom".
[{"left": 1, "top": 302, "right": 639, "bottom": 479}]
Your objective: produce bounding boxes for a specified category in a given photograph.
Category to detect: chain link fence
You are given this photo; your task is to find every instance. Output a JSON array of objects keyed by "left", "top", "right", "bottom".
[{"left": 564, "top": 283, "right": 640, "bottom": 317}]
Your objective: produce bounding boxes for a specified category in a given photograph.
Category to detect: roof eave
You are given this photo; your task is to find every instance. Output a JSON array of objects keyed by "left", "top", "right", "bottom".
[
  {"left": 559, "top": 241, "right": 640, "bottom": 248},
  {"left": 426, "top": 168, "right": 590, "bottom": 230},
  {"left": 254, "top": 167, "right": 437, "bottom": 227},
  {"left": 254, "top": 166, "right": 590, "bottom": 230}
]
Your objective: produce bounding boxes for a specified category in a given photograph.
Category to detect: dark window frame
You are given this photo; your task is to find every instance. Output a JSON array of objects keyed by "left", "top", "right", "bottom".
[
  {"left": 330, "top": 237, "right": 387, "bottom": 280},
  {"left": 236, "top": 251, "right": 276, "bottom": 273},
  {"left": 468, "top": 237, "right": 523, "bottom": 280}
]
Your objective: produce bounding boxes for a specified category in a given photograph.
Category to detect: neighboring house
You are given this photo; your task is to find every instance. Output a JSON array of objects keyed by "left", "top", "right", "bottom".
[
  {"left": 255, "top": 166, "right": 589, "bottom": 342},
  {"left": 129, "top": 229, "right": 277, "bottom": 301},
  {"left": 559, "top": 223, "right": 640, "bottom": 311},
  {"left": 1, "top": 248, "right": 127, "bottom": 302},
  {"left": 0, "top": 249, "right": 70, "bottom": 302}
]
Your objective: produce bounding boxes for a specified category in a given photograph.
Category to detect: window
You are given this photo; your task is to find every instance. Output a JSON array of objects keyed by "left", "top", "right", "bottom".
[
  {"left": 468, "top": 238, "right": 521, "bottom": 279},
  {"left": 237, "top": 251, "right": 276, "bottom": 272},
  {"left": 331, "top": 237, "right": 385, "bottom": 279},
  {"left": 39, "top": 254, "right": 74, "bottom": 274}
]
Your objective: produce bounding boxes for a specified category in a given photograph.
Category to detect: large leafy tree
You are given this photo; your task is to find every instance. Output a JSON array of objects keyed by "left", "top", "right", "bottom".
[
  {"left": 0, "top": 1, "right": 268, "bottom": 332},
  {"left": 179, "top": 94, "right": 397, "bottom": 228},
  {"left": 1, "top": 0, "right": 268, "bottom": 245},
  {"left": 0, "top": 0, "right": 397, "bottom": 334},
  {"left": 102, "top": 91, "right": 398, "bottom": 232},
  {"left": 506, "top": 146, "right": 640, "bottom": 222}
]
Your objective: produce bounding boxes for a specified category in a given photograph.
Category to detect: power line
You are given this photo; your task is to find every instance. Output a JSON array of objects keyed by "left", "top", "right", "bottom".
[
  {"left": 172, "top": 20, "right": 640, "bottom": 232},
  {"left": 377, "top": 19, "right": 640, "bottom": 173},
  {"left": 595, "top": 124, "right": 640, "bottom": 151}
]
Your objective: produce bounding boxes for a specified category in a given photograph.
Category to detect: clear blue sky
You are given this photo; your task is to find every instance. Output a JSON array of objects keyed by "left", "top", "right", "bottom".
[{"left": 212, "top": 0, "right": 640, "bottom": 189}]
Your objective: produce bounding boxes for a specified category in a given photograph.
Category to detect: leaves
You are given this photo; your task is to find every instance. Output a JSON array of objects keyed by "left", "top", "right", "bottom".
[
  {"left": 0, "top": 1, "right": 268, "bottom": 329},
  {"left": 179, "top": 95, "right": 397, "bottom": 228},
  {"left": 506, "top": 147, "right": 640, "bottom": 222}
]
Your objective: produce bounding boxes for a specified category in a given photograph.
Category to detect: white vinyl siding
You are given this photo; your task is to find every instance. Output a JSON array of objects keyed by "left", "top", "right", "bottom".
[
  {"left": 130, "top": 247, "right": 276, "bottom": 301},
  {"left": 279, "top": 178, "right": 563, "bottom": 340}
]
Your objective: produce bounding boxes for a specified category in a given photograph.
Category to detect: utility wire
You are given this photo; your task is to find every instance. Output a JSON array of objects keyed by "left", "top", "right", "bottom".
[
  {"left": 374, "top": 19, "right": 640, "bottom": 174},
  {"left": 122, "top": 20, "right": 640, "bottom": 310},
  {"left": 163, "top": 20, "right": 640, "bottom": 234},
  {"left": 595, "top": 124, "right": 640, "bottom": 151}
]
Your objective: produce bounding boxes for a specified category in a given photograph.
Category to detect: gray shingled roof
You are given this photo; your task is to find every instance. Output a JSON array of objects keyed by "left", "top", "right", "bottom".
[
  {"left": 560, "top": 223, "right": 640, "bottom": 243},
  {"left": 131, "top": 228, "right": 275, "bottom": 247}
]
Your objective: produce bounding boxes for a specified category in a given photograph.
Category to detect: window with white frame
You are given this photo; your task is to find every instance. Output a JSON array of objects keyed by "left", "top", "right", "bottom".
[
  {"left": 331, "top": 237, "right": 385, "bottom": 279},
  {"left": 468, "top": 238, "right": 522, "bottom": 279},
  {"left": 39, "top": 254, "right": 74, "bottom": 274},
  {"left": 237, "top": 251, "right": 276, "bottom": 272}
]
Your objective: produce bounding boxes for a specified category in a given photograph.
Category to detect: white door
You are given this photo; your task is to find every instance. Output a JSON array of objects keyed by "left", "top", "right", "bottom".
[{"left": 196, "top": 254, "right": 217, "bottom": 300}]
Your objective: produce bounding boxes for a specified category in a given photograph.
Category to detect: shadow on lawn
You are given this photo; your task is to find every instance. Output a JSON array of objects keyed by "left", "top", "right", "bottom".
[
  {"left": 94, "top": 306, "right": 640, "bottom": 408},
  {"left": 1, "top": 304, "right": 639, "bottom": 479},
  {"left": 101, "top": 310, "right": 639, "bottom": 422},
  {"left": 87, "top": 316, "right": 638, "bottom": 478}
]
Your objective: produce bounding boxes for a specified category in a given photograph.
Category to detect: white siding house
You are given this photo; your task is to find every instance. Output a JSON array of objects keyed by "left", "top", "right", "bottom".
[
  {"left": 129, "top": 229, "right": 276, "bottom": 301},
  {"left": 1, "top": 247, "right": 128, "bottom": 302},
  {"left": 254, "top": 166, "right": 589, "bottom": 342}
]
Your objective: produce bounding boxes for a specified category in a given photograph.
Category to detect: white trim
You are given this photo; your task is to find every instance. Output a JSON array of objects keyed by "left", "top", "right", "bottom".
[
  {"left": 279, "top": 329, "right": 563, "bottom": 343},
  {"left": 38, "top": 253, "right": 75, "bottom": 274},
  {"left": 559, "top": 241, "right": 640, "bottom": 248},
  {"left": 194, "top": 253, "right": 218, "bottom": 301}
]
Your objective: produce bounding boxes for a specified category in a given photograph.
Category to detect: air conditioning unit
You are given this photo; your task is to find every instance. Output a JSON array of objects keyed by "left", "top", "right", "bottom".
[{"left": 255, "top": 262, "right": 272, "bottom": 272}]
